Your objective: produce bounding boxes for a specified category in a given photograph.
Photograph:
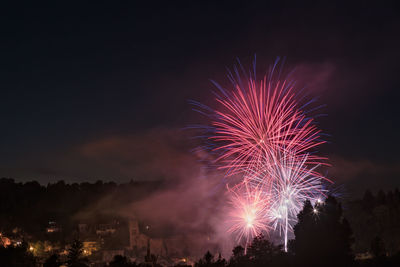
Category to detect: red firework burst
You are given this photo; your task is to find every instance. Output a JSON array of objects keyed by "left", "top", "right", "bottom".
[{"left": 211, "top": 68, "right": 327, "bottom": 176}]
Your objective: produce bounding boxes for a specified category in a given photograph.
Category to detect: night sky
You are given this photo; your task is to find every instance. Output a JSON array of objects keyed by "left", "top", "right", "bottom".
[{"left": 1, "top": 2, "right": 399, "bottom": 194}]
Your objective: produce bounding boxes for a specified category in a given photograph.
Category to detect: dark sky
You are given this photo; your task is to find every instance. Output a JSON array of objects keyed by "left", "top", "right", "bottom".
[{"left": 0, "top": 1, "right": 399, "bottom": 193}]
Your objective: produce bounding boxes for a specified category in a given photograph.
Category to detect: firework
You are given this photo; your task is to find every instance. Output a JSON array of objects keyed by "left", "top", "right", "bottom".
[
  {"left": 247, "top": 151, "right": 328, "bottom": 251},
  {"left": 208, "top": 59, "right": 327, "bottom": 176},
  {"left": 192, "top": 58, "right": 330, "bottom": 250},
  {"left": 227, "top": 181, "right": 270, "bottom": 250}
]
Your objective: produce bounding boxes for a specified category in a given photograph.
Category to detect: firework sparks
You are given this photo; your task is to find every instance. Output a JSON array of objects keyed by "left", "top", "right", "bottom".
[
  {"left": 227, "top": 181, "right": 270, "bottom": 248},
  {"left": 192, "top": 58, "right": 331, "bottom": 250},
  {"left": 208, "top": 60, "right": 327, "bottom": 176},
  {"left": 252, "top": 151, "right": 328, "bottom": 251}
]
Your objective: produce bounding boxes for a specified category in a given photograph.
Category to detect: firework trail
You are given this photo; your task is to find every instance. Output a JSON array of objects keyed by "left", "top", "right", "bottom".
[
  {"left": 247, "top": 151, "right": 329, "bottom": 251},
  {"left": 206, "top": 59, "right": 327, "bottom": 177},
  {"left": 192, "top": 57, "right": 330, "bottom": 250}
]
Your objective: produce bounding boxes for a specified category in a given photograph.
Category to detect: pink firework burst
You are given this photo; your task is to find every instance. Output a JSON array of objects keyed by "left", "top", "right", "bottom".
[
  {"left": 210, "top": 60, "right": 327, "bottom": 176},
  {"left": 227, "top": 181, "right": 271, "bottom": 246},
  {"left": 192, "top": 58, "right": 331, "bottom": 249}
]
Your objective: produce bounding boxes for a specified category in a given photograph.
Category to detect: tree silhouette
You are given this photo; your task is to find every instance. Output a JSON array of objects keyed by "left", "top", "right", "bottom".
[
  {"left": 66, "top": 239, "right": 89, "bottom": 267},
  {"left": 195, "top": 251, "right": 227, "bottom": 267},
  {"left": 0, "top": 241, "right": 36, "bottom": 267},
  {"left": 370, "top": 236, "right": 386, "bottom": 258},
  {"left": 292, "top": 200, "right": 315, "bottom": 259},
  {"left": 293, "top": 196, "right": 354, "bottom": 267},
  {"left": 195, "top": 251, "right": 214, "bottom": 267},
  {"left": 246, "top": 234, "right": 285, "bottom": 267},
  {"left": 44, "top": 253, "right": 62, "bottom": 267},
  {"left": 109, "top": 255, "right": 138, "bottom": 267},
  {"left": 377, "top": 190, "right": 387, "bottom": 206},
  {"left": 362, "top": 190, "right": 375, "bottom": 211},
  {"left": 215, "top": 253, "right": 227, "bottom": 267},
  {"left": 228, "top": 246, "right": 249, "bottom": 267}
]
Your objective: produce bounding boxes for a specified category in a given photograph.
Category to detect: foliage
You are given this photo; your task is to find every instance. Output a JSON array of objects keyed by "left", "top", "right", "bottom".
[
  {"left": 370, "top": 236, "right": 385, "bottom": 258},
  {"left": 195, "top": 251, "right": 226, "bottom": 267},
  {"left": 3, "top": 178, "right": 400, "bottom": 267},
  {"left": 246, "top": 234, "right": 286, "bottom": 266},
  {"left": 0, "top": 241, "right": 37, "bottom": 267},
  {"left": 346, "top": 188, "right": 400, "bottom": 254},
  {"left": 44, "top": 253, "right": 62, "bottom": 267},
  {"left": 67, "top": 239, "right": 89, "bottom": 267},
  {"left": 292, "top": 196, "right": 354, "bottom": 267},
  {"left": 228, "top": 246, "right": 248, "bottom": 267},
  {"left": 109, "top": 255, "right": 138, "bottom": 267},
  {"left": 0, "top": 178, "right": 162, "bottom": 241}
]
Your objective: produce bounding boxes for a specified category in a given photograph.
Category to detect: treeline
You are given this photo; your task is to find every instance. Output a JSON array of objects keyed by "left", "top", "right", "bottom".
[
  {"left": 0, "top": 178, "right": 163, "bottom": 241},
  {"left": 192, "top": 196, "right": 400, "bottom": 267},
  {"left": 3, "top": 177, "right": 400, "bottom": 251},
  {"left": 2, "top": 196, "right": 400, "bottom": 266},
  {"left": 211, "top": 196, "right": 356, "bottom": 267},
  {"left": 345, "top": 189, "right": 400, "bottom": 254}
]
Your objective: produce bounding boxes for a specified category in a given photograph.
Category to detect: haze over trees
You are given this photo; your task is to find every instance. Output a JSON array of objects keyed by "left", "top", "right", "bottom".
[
  {"left": 192, "top": 196, "right": 400, "bottom": 267},
  {"left": 2, "top": 178, "right": 400, "bottom": 266},
  {"left": 0, "top": 178, "right": 162, "bottom": 242}
]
